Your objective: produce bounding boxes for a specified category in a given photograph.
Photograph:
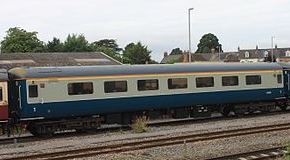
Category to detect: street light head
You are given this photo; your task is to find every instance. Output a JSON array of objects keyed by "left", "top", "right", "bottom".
[{"left": 189, "top": 8, "right": 194, "bottom": 11}]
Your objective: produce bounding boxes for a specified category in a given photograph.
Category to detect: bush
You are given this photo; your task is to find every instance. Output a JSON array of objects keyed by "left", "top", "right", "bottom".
[{"left": 131, "top": 116, "right": 149, "bottom": 133}]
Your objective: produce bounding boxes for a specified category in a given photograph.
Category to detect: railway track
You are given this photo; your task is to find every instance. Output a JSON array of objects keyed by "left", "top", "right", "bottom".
[
  {"left": 3, "top": 121, "right": 290, "bottom": 160},
  {"left": 0, "top": 110, "right": 289, "bottom": 146},
  {"left": 208, "top": 146, "right": 288, "bottom": 160}
]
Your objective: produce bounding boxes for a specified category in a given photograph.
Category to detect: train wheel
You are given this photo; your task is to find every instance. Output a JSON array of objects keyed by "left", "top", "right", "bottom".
[
  {"left": 0, "top": 124, "right": 4, "bottom": 135},
  {"left": 279, "top": 105, "right": 287, "bottom": 111},
  {"left": 27, "top": 123, "right": 54, "bottom": 137},
  {"left": 221, "top": 106, "right": 231, "bottom": 117}
]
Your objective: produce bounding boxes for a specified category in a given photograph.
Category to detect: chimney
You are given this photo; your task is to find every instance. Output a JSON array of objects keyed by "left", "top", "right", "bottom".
[
  {"left": 256, "top": 45, "right": 258, "bottom": 50},
  {"left": 164, "top": 52, "right": 168, "bottom": 58},
  {"left": 238, "top": 46, "right": 240, "bottom": 52},
  {"left": 275, "top": 44, "right": 278, "bottom": 49}
]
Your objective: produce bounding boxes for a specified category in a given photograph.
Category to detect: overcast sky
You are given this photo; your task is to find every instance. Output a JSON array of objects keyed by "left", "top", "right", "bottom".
[{"left": 0, "top": 0, "right": 290, "bottom": 61}]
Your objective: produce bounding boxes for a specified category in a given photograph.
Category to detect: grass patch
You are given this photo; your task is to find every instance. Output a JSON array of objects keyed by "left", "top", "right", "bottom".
[
  {"left": 131, "top": 116, "right": 149, "bottom": 133},
  {"left": 282, "top": 144, "right": 290, "bottom": 160}
]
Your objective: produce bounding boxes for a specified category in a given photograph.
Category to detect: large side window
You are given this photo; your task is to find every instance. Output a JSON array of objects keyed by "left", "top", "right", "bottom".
[
  {"left": 68, "top": 82, "right": 93, "bottom": 95},
  {"left": 222, "top": 76, "right": 239, "bottom": 86},
  {"left": 104, "top": 81, "right": 127, "bottom": 93},
  {"left": 29, "top": 85, "right": 38, "bottom": 98},
  {"left": 0, "top": 87, "right": 3, "bottom": 101},
  {"left": 196, "top": 77, "right": 214, "bottom": 88},
  {"left": 277, "top": 74, "right": 282, "bottom": 84},
  {"left": 168, "top": 78, "right": 188, "bottom": 89},
  {"left": 138, "top": 79, "right": 159, "bottom": 91},
  {"left": 246, "top": 75, "right": 261, "bottom": 85}
]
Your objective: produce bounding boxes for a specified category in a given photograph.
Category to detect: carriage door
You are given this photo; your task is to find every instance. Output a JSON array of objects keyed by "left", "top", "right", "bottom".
[
  {"left": 0, "top": 82, "right": 8, "bottom": 121},
  {"left": 284, "top": 70, "right": 290, "bottom": 97}
]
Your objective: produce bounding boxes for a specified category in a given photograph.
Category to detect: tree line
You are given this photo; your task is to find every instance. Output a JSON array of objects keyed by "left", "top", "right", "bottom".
[
  {"left": 168, "top": 33, "right": 223, "bottom": 56},
  {"left": 0, "top": 27, "right": 156, "bottom": 64}
]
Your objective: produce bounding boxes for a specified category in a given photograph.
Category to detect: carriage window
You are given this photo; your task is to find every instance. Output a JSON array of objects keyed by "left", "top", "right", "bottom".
[
  {"left": 68, "top": 82, "right": 93, "bottom": 95},
  {"left": 168, "top": 78, "right": 188, "bottom": 89},
  {"left": 104, "top": 81, "right": 127, "bottom": 93},
  {"left": 277, "top": 74, "right": 282, "bottom": 84},
  {"left": 138, "top": 79, "right": 159, "bottom": 91},
  {"left": 40, "top": 83, "right": 45, "bottom": 88},
  {"left": 0, "top": 87, "right": 2, "bottom": 101},
  {"left": 246, "top": 75, "right": 261, "bottom": 85},
  {"left": 222, "top": 76, "right": 239, "bottom": 86},
  {"left": 29, "top": 85, "right": 38, "bottom": 98},
  {"left": 196, "top": 77, "right": 214, "bottom": 88}
]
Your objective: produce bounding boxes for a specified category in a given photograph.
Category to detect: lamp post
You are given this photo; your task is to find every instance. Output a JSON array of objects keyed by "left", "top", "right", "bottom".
[
  {"left": 271, "top": 36, "right": 275, "bottom": 62},
  {"left": 188, "top": 8, "right": 194, "bottom": 63}
]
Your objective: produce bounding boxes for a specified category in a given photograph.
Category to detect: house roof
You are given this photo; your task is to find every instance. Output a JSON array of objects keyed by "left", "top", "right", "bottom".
[
  {"left": 0, "top": 52, "right": 122, "bottom": 69},
  {"left": 238, "top": 47, "right": 290, "bottom": 59},
  {"left": 161, "top": 47, "right": 290, "bottom": 63},
  {"left": 160, "top": 54, "right": 183, "bottom": 64}
]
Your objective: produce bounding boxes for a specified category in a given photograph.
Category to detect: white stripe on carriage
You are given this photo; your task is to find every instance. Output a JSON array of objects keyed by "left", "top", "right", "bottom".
[{"left": 20, "top": 117, "right": 45, "bottom": 121}]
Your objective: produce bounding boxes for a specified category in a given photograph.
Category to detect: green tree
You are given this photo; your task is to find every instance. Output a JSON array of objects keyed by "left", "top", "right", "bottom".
[
  {"left": 47, "top": 37, "right": 64, "bottom": 52},
  {"left": 170, "top": 48, "right": 183, "bottom": 55},
  {"left": 63, "top": 34, "right": 92, "bottom": 52},
  {"left": 0, "top": 27, "right": 44, "bottom": 53},
  {"left": 92, "top": 39, "right": 122, "bottom": 52},
  {"left": 123, "top": 42, "right": 151, "bottom": 64},
  {"left": 91, "top": 39, "right": 122, "bottom": 61},
  {"left": 196, "top": 33, "right": 222, "bottom": 53}
]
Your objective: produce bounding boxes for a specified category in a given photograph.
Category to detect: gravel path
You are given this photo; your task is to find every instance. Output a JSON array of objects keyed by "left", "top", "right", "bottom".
[{"left": 1, "top": 112, "right": 290, "bottom": 159}]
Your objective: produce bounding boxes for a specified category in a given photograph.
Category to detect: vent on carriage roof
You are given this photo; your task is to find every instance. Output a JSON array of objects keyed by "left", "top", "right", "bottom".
[{"left": 0, "top": 60, "right": 35, "bottom": 64}]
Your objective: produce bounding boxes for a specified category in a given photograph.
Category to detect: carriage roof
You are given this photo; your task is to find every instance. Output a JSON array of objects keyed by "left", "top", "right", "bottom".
[
  {"left": 0, "top": 69, "right": 8, "bottom": 81},
  {"left": 8, "top": 63, "right": 282, "bottom": 79}
]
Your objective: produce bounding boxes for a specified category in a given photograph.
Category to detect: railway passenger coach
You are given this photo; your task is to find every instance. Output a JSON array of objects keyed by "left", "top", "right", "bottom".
[
  {"left": 0, "top": 70, "right": 8, "bottom": 123},
  {"left": 7, "top": 63, "right": 288, "bottom": 136}
]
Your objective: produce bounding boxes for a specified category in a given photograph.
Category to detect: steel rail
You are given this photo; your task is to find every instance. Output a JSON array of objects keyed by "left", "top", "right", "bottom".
[{"left": 207, "top": 146, "right": 287, "bottom": 160}]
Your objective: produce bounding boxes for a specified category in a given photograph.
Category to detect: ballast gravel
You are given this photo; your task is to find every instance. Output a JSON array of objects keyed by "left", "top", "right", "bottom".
[
  {"left": 92, "top": 130, "right": 290, "bottom": 160},
  {"left": 1, "top": 112, "right": 290, "bottom": 159}
]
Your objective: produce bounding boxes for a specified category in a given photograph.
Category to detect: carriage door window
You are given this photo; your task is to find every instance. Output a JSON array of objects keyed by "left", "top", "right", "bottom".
[
  {"left": 277, "top": 74, "right": 282, "bottom": 84},
  {"left": 29, "top": 85, "right": 38, "bottom": 98},
  {"left": 0, "top": 87, "right": 3, "bottom": 101}
]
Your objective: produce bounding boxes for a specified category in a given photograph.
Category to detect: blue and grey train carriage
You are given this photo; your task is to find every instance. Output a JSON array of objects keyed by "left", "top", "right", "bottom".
[{"left": 7, "top": 63, "right": 287, "bottom": 135}]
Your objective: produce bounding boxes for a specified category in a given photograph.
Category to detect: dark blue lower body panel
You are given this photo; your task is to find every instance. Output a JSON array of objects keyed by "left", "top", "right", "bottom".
[{"left": 19, "top": 87, "right": 285, "bottom": 119}]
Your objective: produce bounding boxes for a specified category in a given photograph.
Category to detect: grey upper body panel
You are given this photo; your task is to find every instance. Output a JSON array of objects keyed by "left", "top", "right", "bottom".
[{"left": 8, "top": 63, "right": 283, "bottom": 79}]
